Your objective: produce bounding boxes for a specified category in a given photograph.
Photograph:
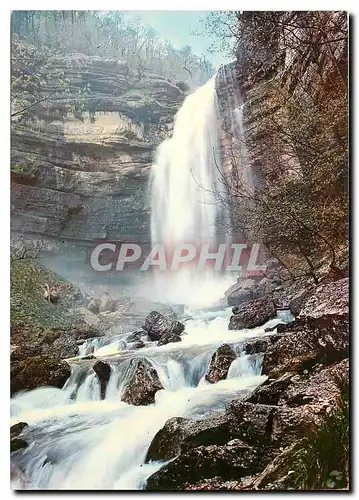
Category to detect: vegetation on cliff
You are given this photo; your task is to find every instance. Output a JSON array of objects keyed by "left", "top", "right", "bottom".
[
  {"left": 207, "top": 11, "right": 348, "bottom": 283},
  {"left": 12, "top": 11, "right": 213, "bottom": 92}
]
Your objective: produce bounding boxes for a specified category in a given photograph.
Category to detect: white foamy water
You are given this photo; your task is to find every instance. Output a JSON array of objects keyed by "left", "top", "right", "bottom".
[
  {"left": 149, "top": 76, "right": 232, "bottom": 307},
  {"left": 10, "top": 305, "right": 293, "bottom": 490}
]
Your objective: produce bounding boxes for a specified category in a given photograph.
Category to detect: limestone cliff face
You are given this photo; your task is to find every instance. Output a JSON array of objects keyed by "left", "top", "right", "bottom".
[
  {"left": 11, "top": 52, "right": 185, "bottom": 245},
  {"left": 216, "top": 12, "right": 347, "bottom": 192},
  {"left": 215, "top": 11, "right": 347, "bottom": 248}
]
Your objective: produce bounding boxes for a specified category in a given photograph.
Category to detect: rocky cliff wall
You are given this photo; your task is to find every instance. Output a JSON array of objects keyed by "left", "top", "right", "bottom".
[{"left": 11, "top": 51, "right": 186, "bottom": 247}]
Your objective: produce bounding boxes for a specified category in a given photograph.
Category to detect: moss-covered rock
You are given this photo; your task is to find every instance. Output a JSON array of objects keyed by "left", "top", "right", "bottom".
[
  {"left": 11, "top": 355, "right": 71, "bottom": 396},
  {"left": 11, "top": 258, "right": 84, "bottom": 330}
]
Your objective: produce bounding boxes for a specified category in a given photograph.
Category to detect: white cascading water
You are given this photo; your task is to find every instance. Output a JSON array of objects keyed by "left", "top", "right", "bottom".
[
  {"left": 10, "top": 77, "right": 294, "bottom": 490},
  {"left": 149, "top": 76, "right": 232, "bottom": 306}
]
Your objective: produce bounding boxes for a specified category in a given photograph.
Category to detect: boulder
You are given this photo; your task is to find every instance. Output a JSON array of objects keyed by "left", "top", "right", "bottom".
[
  {"left": 11, "top": 422, "right": 29, "bottom": 438},
  {"left": 225, "top": 279, "right": 256, "bottom": 307},
  {"left": 205, "top": 344, "right": 236, "bottom": 383},
  {"left": 127, "top": 340, "right": 145, "bottom": 350},
  {"left": 242, "top": 442, "right": 301, "bottom": 490},
  {"left": 227, "top": 288, "right": 254, "bottom": 307},
  {"left": 183, "top": 477, "right": 240, "bottom": 491},
  {"left": 142, "top": 311, "right": 185, "bottom": 341},
  {"left": 236, "top": 359, "right": 348, "bottom": 447},
  {"left": 255, "top": 277, "right": 276, "bottom": 298},
  {"left": 121, "top": 359, "right": 163, "bottom": 406},
  {"left": 93, "top": 360, "right": 111, "bottom": 399},
  {"left": 125, "top": 329, "right": 147, "bottom": 343},
  {"left": 243, "top": 336, "right": 274, "bottom": 355},
  {"left": 299, "top": 277, "right": 349, "bottom": 319},
  {"left": 46, "top": 334, "right": 78, "bottom": 359},
  {"left": 262, "top": 315, "right": 349, "bottom": 376},
  {"left": 98, "top": 292, "right": 114, "bottom": 313},
  {"left": 246, "top": 372, "right": 295, "bottom": 405},
  {"left": 87, "top": 299, "right": 100, "bottom": 314},
  {"left": 262, "top": 278, "right": 349, "bottom": 376},
  {"left": 11, "top": 343, "right": 42, "bottom": 362},
  {"left": 288, "top": 289, "right": 311, "bottom": 316},
  {"left": 229, "top": 297, "right": 276, "bottom": 330},
  {"left": 228, "top": 401, "right": 277, "bottom": 446},
  {"left": 146, "top": 413, "right": 231, "bottom": 462},
  {"left": 11, "top": 356, "right": 71, "bottom": 396},
  {"left": 11, "top": 422, "right": 29, "bottom": 453},
  {"left": 146, "top": 440, "right": 260, "bottom": 490},
  {"left": 269, "top": 359, "right": 349, "bottom": 445},
  {"left": 157, "top": 332, "right": 182, "bottom": 346}
]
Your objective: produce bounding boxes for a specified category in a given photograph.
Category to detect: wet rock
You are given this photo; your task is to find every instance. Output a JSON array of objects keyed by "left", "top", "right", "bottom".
[
  {"left": 205, "top": 344, "right": 236, "bottom": 383},
  {"left": 157, "top": 332, "right": 182, "bottom": 346},
  {"left": 87, "top": 299, "right": 100, "bottom": 314},
  {"left": 262, "top": 315, "right": 349, "bottom": 376},
  {"left": 98, "top": 292, "right": 114, "bottom": 313},
  {"left": 142, "top": 311, "right": 185, "bottom": 341},
  {"left": 146, "top": 414, "right": 231, "bottom": 462},
  {"left": 11, "top": 437, "right": 28, "bottom": 453},
  {"left": 125, "top": 329, "right": 147, "bottom": 343},
  {"left": 246, "top": 372, "right": 294, "bottom": 405},
  {"left": 146, "top": 440, "right": 260, "bottom": 490},
  {"left": 11, "top": 422, "right": 29, "bottom": 453},
  {"left": 11, "top": 356, "right": 71, "bottom": 396},
  {"left": 122, "top": 359, "right": 162, "bottom": 406},
  {"left": 228, "top": 401, "right": 277, "bottom": 446},
  {"left": 72, "top": 326, "right": 104, "bottom": 342},
  {"left": 264, "top": 325, "right": 277, "bottom": 333},
  {"left": 93, "top": 360, "right": 111, "bottom": 399},
  {"left": 11, "top": 422, "right": 28, "bottom": 439},
  {"left": 229, "top": 297, "right": 276, "bottom": 330},
  {"left": 243, "top": 337, "right": 272, "bottom": 355},
  {"left": 127, "top": 340, "right": 145, "bottom": 350},
  {"left": 276, "top": 322, "right": 295, "bottom": 334}
]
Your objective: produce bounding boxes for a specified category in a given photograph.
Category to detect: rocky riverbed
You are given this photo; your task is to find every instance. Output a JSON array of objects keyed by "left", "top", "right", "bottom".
[{"left": 10, "top": 259, "right": 349, "bottom": 490}]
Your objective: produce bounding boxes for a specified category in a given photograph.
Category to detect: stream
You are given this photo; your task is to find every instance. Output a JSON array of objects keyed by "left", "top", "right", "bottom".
[{"left": 10, "top": 307, "right": 293, "bottom": 490}]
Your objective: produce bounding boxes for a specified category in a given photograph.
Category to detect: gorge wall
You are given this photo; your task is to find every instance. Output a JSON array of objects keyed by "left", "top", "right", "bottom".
[
  {"left": 11, "top": 50, "right": 186, "bottom": 248},
  {"left": 215, "top": 11, "right": 348, "bottom": 281}
]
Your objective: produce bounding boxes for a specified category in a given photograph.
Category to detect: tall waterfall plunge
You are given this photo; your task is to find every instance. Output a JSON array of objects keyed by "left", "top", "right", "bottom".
[{"left": 149, "top": 76, "right": 232, "bottom": 306}]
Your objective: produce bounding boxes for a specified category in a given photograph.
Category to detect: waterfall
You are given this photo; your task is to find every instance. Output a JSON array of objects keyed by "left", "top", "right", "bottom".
[
  {"left": 10, "top": 75, "right": 295, "bottom": 491},
  {"left": 149, "top": 76, "right": 232, "bottom": 306}
]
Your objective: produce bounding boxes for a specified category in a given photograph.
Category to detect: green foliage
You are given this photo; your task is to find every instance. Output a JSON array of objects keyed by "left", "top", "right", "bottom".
[
  {"left": 11, "top": 258, "right": 80, "bottom": 330},
  {"left": 208, "top": 11, "right": 348, "bottom": 281},
  {"left": 11, "top": 34, "right": 91, "bottom": 120},
  {"left": 11, "top": 11, "right": 214, "bottom": 86}
]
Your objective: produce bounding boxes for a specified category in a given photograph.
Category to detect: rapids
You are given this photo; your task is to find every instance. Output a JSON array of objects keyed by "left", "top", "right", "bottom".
[
  {"left": 11, "top": 78, "right": 290, "bottom": 490},
  {"left": 10, "top": 308, "right": 292, "bottom": 490}
]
